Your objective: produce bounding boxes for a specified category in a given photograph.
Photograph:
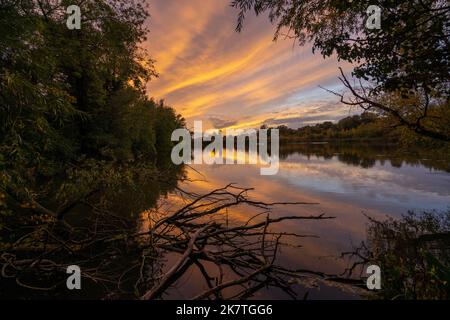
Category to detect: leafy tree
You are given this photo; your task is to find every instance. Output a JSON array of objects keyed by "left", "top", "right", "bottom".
[
  {"left": 0, "top": 1, "right": 184, "bottom": 222},
  {"left": 154, "top": 100, "right": 186, "bottom": 164},
  {"left": 232, "top": 0, "right": 450, "bottom": 141}
]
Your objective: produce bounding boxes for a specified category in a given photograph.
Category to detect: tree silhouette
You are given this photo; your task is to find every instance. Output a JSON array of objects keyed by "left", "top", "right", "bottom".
[{"left": 232, "top": 0, "right": 450, "bottom": 141}]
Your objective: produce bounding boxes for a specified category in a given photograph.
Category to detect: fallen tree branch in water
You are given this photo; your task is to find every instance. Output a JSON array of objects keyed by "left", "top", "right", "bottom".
[
  {"left": 140, "top": 225, "right": 210, "bottom": 300},
  {"left": 1, "top": 184, "right": 365, "bottom": 299}
]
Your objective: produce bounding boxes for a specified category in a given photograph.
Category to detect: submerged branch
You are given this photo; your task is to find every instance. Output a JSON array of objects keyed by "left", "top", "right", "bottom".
[{"left": 1, "top": 184, "right": 361, "bottom": 299}]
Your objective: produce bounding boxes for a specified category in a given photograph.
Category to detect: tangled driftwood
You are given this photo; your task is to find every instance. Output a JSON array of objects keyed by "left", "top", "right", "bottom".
[{"left": 1, "top": 184, "right": 365, "bottom": 299}]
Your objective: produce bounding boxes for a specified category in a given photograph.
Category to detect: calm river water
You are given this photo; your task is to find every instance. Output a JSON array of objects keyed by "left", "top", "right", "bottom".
[{"left": 161, "top": 143, "right": 450, "bottom": 299}]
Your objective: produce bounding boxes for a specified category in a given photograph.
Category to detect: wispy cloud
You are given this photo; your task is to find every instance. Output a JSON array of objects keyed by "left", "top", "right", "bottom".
[{"left": 146, "top": 0, "right": 354, "bottom": 130}]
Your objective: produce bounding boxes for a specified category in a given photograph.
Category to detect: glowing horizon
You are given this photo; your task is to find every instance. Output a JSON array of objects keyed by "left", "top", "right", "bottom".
[{"left": 145, "top": 0, "right": 357, "bottom": 130}]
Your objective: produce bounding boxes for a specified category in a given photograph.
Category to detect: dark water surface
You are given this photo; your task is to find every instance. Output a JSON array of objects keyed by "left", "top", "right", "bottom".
[{"left": 160, "top": 143, "right": 450, "bottom": 299}]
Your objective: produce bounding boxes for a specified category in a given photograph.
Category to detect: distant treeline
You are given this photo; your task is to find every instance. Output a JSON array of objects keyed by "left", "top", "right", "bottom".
[
  {"left": 265, "top": 113, "right": 449, "bottom": 152},
  {"left": 265, "top": 112, "right": 398, "bottom": 142}
]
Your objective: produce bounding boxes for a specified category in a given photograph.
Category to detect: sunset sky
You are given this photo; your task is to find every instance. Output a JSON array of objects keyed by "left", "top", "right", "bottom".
[{"left": 146, "top": 0, "right": 357, "bottom": 130}]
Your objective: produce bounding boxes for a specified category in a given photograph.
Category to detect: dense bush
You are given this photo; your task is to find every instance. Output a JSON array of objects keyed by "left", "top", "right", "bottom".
[{"left": 0, "top": 0, "right": 184, "bottom": 219}]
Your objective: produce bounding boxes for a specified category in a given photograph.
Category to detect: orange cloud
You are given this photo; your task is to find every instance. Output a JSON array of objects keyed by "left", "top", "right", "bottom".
[{"left": 146, "top": 0, "right": 354, "bottom": 130}]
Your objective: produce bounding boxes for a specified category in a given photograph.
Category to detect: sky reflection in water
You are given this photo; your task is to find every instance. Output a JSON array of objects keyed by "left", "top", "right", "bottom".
[{"left": 163, "top": 145, "right": 450, "bottom": 299}]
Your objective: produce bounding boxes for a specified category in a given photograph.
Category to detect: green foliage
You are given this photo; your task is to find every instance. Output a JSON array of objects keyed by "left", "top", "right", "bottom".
[
  {"left": 154, "top": 100, "right": 186, "bottom": 164},
  {"left": 0, "top": 1, "right": 184, "bottom": 216}
]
